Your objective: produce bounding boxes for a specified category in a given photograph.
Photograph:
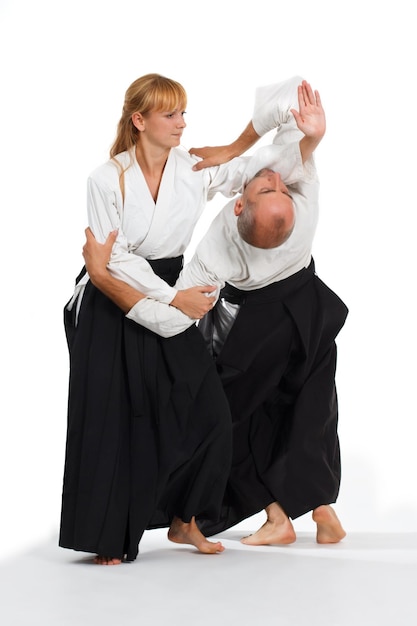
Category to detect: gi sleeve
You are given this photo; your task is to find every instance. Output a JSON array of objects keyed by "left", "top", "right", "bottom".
[
  {"left": 245, "top": 74, "right": 317, "bottom": 184},
  {"left": 126, "top": 299, "right": 195, "bottom": 338},
  {"left": 126, "top": 244, "right": 226, "bottom": 337},
  {"left": 251, "top": 75, "right": 304, "bottom": 137}
]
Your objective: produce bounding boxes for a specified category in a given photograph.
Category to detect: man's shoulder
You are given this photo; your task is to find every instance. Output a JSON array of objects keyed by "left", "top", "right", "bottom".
[
  {"left": 204, "top": 200, "right": 239, "bottom": 239},
  {"left": 198, "top": 201, "right": 240, "bottom": 259}
]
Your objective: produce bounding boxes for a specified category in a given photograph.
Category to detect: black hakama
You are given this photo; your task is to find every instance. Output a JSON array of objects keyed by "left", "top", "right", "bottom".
[
  {"left": 198, "top": 259, "right": 348, "bottom": 535},
  {"left": 59, "top": 257, "right": 232, "bottom": 561}
]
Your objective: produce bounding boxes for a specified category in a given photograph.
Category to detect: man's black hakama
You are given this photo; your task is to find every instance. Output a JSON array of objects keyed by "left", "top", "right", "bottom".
[
  {"left": 59, "top": 257, "right": 232, "bottom": 561},
  {"left": 198, "top": 260, "right": 348, "bottom": 536}
]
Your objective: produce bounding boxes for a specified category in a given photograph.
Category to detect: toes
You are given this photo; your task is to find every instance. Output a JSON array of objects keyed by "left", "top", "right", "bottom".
[{"left": 94, "top": 555, "right": 122, "bottom": 565}]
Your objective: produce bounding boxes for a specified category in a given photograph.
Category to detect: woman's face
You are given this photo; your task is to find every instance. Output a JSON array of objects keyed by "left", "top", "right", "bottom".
[{"left": 135, "top": 108, "right": 187, "bottom": 149}]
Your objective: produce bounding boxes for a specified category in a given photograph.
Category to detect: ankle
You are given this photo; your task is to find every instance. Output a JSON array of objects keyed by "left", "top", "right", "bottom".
[{"left": 265, "top": 502, "right": 289, "bottom": 524}]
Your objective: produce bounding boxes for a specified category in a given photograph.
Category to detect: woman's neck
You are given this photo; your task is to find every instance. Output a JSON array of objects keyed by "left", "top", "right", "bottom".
[{"left": 135, "top": 142, "right": 170, "bottom": 202}]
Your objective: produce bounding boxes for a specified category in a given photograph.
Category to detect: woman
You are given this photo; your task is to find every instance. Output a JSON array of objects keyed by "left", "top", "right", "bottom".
[{"left": 59, "top": 73, "right": 260, "bottom": 564}]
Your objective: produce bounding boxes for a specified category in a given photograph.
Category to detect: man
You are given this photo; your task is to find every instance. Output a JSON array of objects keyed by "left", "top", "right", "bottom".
[{"left": 82, "top": 78, "right": 348, "bottom": 545}]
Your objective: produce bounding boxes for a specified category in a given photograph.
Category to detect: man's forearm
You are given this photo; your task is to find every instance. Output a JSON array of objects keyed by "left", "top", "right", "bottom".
[
  {"left": 228, "top": 121, "right": 260, "bottom": 157},
  {"left": 89, "top": 266, "right": 195, "bottom": 337},
  {"left": 299, "top": 134, "right": 323, "bottom": 164},
  {"left": 89, "top": 268, "right": 146, "bottom": 313},
  {"left": 293, "top": 80, "right": 326, "bottom": 163}
]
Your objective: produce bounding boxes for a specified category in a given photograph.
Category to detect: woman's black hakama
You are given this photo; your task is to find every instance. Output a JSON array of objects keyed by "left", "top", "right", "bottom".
[{"left": 59, "top": 257, "right": 232, "bottom": 561}]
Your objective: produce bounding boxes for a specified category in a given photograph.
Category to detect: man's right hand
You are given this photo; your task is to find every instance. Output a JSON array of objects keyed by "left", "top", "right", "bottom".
[
  {"left": 189, "top": 145, "right": 236, "bottom": 171},
  {"left": 189, "top": 121, "right": 260, "bottom": 171}
]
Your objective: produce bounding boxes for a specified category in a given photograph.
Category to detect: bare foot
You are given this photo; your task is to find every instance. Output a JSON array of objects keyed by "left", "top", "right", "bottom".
[
  {"left": 312, "top": 505, "right": 346, "bottom": 544},
  {"left": 241, "top": 502, "right": 296, "bottom": 546},
  {"left": 168, "top": 516, "right": 225, "bottom": 554},
  {"left": 93, "top": 556, "right": 122, "bottom": 565}
]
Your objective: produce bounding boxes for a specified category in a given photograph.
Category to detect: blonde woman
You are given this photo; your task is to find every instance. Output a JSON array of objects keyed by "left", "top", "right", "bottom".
[{"left": 60, "top": 73, "right": 262, "bottom": 564}]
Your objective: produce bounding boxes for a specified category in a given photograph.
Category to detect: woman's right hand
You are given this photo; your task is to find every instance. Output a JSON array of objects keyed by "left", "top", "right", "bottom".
[{"left": 170, "top": 286, "right": 216, "bottom": 319}]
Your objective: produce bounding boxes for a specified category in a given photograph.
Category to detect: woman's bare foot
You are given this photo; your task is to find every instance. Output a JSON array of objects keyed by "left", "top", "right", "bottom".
[
  {"left": 93, "top": 556, "right": 122, "bottom": 565},
  {"left": 241, "top": 502, "right": 296, "bottom": 546},
  {"left": 168, "top": 516, "right": 225, "bottom": 554},
  {"left": 312, "top": 505, "right": 346, "bottom": 544}
]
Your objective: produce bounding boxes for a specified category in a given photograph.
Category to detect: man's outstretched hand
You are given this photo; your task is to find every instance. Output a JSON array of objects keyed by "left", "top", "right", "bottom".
[{"left": 291, "top": 80, "right": 326, "bottom": 141}]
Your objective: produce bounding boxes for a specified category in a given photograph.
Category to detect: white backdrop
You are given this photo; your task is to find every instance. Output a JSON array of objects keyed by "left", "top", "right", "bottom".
[{"left": 1, "top": 0, "right": 416, "bottom": 560}]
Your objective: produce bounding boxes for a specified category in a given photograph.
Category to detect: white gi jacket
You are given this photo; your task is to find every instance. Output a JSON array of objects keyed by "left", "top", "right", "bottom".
[
  {"left": 67, "top": 76, "right": 306, "bottom": 322},
  {"left": 127, "top": 77, "right": 320, "bottom": 337}
]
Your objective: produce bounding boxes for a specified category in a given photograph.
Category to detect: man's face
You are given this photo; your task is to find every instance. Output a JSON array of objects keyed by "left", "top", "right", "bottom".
[{"left": 241, "top": 168, "right": 293, "bottom": 212}]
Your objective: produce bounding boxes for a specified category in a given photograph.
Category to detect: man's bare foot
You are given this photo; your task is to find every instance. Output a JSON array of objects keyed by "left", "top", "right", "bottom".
[
  {"left": 312, "top": 505, "right": 346, "bottom": 544},
  {"left": 168, "top": 516, "right": 225, "bottom": 554},
  {"left": 241, "top": 502, "right": 296, "bottom": 546},
  {"left": 93, "top": 555, "right": 122, "bottom": 565}
]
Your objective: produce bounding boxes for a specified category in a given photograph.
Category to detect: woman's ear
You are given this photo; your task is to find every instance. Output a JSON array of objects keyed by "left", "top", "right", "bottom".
[{"left": 132, "top": 112, "right": 145, "bottom": 131}]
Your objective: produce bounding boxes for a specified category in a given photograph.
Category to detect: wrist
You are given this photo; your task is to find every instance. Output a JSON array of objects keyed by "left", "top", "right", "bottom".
[
  {"left": 88, "top": 265, "right": 110, "bottom": 288},
  {"left": 231, "top": 122, "right": 260, "bottom": 157},
  {"left": 169, "top": 290, "right": 180, "bottom": 308}
]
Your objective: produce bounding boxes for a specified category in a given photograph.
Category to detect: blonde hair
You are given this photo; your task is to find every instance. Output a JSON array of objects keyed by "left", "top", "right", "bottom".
[
  {"left": 109, "top": 73, "right": 187, "bottom": 201},
  {"left": 110, "top": 73, "right": 187, "bottom": 158}
]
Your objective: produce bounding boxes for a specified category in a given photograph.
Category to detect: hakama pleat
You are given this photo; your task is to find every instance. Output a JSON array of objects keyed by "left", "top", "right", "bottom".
[
  {"left": 59, "top": 259, "right": 232, "bottom": 561},
  {"left": 198, "top": 260, "right": 348, "bottom": 536}
]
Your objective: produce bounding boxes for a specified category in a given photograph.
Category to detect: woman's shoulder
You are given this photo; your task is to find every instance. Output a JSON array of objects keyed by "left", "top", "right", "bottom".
[
  {"left": 88, "top": 150, "right": 133, "bottom": 186},
  {"left": 172, "top": 146, "right": 197, "bottom": 166}
]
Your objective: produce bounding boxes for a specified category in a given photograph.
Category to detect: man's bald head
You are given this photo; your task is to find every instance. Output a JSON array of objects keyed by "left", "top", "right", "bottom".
[{"left": 234, "top": 169, "right": 295, "bottom": 249}]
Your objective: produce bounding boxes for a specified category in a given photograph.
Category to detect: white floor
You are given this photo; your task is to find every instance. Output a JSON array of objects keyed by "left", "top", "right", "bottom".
[{"left": 1, "top": 525, "right": 416, "bottom": 626}]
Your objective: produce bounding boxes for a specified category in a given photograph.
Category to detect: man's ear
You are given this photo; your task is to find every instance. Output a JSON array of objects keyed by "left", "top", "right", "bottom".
[
  {"left": 132, "top": 112, "right": 145, "bottom": 131},
  {"left": 234, "top": 197, "right": 243, "bottom": 216}
]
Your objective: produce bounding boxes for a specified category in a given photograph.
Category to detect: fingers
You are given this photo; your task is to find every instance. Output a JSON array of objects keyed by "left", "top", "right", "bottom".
[
  {"left": 198, "top": 297, "right": 216, "bottom": 319},
  {"left": 199, "top": 296, "right": 215, "bottom": 310},
  {"left": 299, "top": 80, "right": 321, "bottom": 107},
  {"left": 84, "top": 227, "right": 118, "bottom": 244},
  {"left": 192, "top": 160, "right": 212, "bottom": 171},
  {"left": 189, "top": 147, "right": 205, "bottom": 171},
  {"left": 290, "top": 108, "right": 300, "bottom": 123},
  {"left": 189, "top": 146, "right": 210, "bottom": 156},
  {"left": 197, "top": 285, "right": 216, "bottom": 294},
  {"left": 82, "top": 228, "right": 117, "bottom": 266},
  {"left": 106, "top": 229, "right": 118, "bottom": 244},
  {"left": 302, "top": 80, "right": 315, "bottom": 104}
]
